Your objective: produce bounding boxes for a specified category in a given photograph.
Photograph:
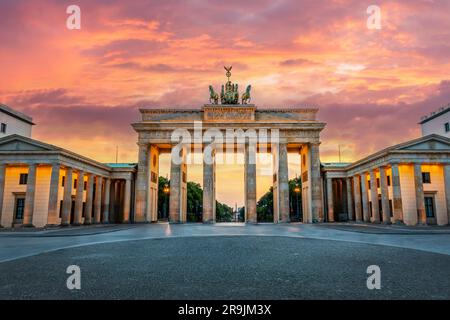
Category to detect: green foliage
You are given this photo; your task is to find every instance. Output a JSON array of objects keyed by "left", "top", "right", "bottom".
[
  {"left": 158, "top": 176, "right": 234, "bottom": 222},
  {"left": 186, "top": 181, "right": 203, "bottom": 222},
  {"left": 158, "top": 176, "right": 170, "bottom": 219},
  {"left": 256, "top": 176, "right": 303, "bottom": 222},
  {"left": 216, "top": 201, "right": 233, "bottom": 222},
  {"left": 256, "top": 186, "right": 274, "bottom": 222},
  {"left": 289, "top": 176, "right": 302, "bottom": 222}
]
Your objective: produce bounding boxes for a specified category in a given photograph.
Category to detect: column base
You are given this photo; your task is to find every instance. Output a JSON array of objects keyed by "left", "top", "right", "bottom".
[
  {"left": 60, "top": 223, "right": 70, "bottom": 227},
  {"left": 122, "top": 220, "right": 130, "bottom": 224},
  {"left": 21, "top": 224, "right": 35, "bottom": 228},
  {"left": 83, "top": 221, "right": 92, "bottom": 226}
]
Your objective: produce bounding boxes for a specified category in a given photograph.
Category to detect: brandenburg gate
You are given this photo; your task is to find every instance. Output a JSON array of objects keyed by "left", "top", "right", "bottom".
[{"left": 132, "top": 68, "right": 325, "bottom": 224}]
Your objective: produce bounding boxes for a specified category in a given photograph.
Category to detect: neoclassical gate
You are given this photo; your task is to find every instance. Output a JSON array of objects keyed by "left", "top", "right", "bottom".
[{"left": 132, "top": 70, "right": 325, "bottom": 224}]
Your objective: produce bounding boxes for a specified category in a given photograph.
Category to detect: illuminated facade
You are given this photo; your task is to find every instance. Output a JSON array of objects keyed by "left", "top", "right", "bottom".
[
  {"left": 322, "top": 135, "right": 450, "bottom": 226},
  {"left": 0, "top": 101, "right": 449, "bottom": 228}
]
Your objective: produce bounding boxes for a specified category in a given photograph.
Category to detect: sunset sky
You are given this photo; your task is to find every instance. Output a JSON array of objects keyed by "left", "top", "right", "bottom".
[{"left": 1, "top": 0, "right": 450, "bottom": 206}]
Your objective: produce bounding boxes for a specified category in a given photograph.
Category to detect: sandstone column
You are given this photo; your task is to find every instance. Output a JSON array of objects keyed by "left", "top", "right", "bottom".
[
  {"left": 61, "top": 167, "right": 73, "bottom": 226},
  {"left": 414, "top": 163, "right": 426, "bottom": 225},
  {"left": 310, "top": 143, "right": 323, "bottom": 222},
  {"left": 391, "top": 163, "right": 403, "bottom": 223},
  {"left": 46, "top": 163, "right": 60, "bottom": 226},
  {"left": 170, "top": 145, "right": 187, "bottom": 223},
  {"left": 93, "top": 176, "right": 103, "bottom": 223},
  {"left": 360, "top": 172, "right": 370, "bottom": 222},
  {"left": 135, "top": 143, "right": 149, "bottom": 223},
  {"left": 369, "top": 170, "right": 380, "bottom": 223},
  {"left": 203, "top": 147, "right": 216, "bottom": 224},
  {"left": 272, "top": 142, "right": 290, "bottom": 223},
  {"left": 244, "top": 141, "right": 257, "bottom": 223},
  {"left": 149, "top": 145, "right": 160, "bottom": 222},
  {"left": 0, "top": 164, "right": 6, "bottom": 228},
  {"left": 444, "top": 164, "right": 450, "bottom": 224},
  {"left": 84, "top": 173, "right": 94, "bottom": 225},
  {"left": 326, "top": 178, "right": 334, "bottom": 222},
  {"left": 353, "top": 175, "right": 363, "bottom": 222},
  {"left": 123, "top": 178, "right": 132, "bottom": 223},
  {"left": 102, "top": 178, "right": 111, "bottom": 224},
  {"left": 23, "top": 164, "right": 37, "bottom": 227},
  {"left": 346, "top": 178, "right": 354, "bottom": 221},
  {"left": 73, "top": 170, "right": 85, "bottom": 225},
  {"left": 379, "top": 166, "right": 391, "bottom": 224}
]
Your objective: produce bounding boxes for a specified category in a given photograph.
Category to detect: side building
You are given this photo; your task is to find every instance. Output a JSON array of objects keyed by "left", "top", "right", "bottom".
[
  {"left": 420, "top": 105, "right": 449, "bottom": 138},
  {"left": 0, "top": 134, "right": 135, "bottom": 228},
  {"left": 0, "top": 104, "right": 34, "bottom": 138},
  {"left": 322, "top": 134, "right": 450, "bottom": 226}
]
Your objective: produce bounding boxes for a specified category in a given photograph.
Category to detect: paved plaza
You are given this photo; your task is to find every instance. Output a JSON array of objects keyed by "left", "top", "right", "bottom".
[{"left": 1, "top": 223, "right": 450, "bottom": 299}]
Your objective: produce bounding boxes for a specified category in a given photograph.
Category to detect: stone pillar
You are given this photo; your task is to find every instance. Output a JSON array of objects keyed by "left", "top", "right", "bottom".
[
  {"left": 353, "top": 175, "right": 363, "bottom": 222},
  {"left": 346, "top": 178, "right": 354, "bottom": 221},
  {"left": 61, "top": 167, "right": 73, "bottom": 226},
  {"left": 109, "top": 180, "right": 116, "bottom": 222},
  {"left": 414, "top": 163, "right": 426, "bottom": 225},
  {"left": 391, "top": 163, "right": 403, "bottom": 224},
  {"left": 379, "top": 166, "right": 391, "bottom": 224},
  {"left": 73, "top": 170, "right": 85, "bottom": 225},
  {"left": 93, "top": 176, "right": 103, "bottom": 224},
  {"left": 369, "top": 170, "right": 380, "bottom": 223},
  {"left": 203, "top": 147, "right": 216, "bottom": 224},
  {"left": 135, "top": 143, "right": 149, "bottom": 223},
  {"left": 170, "top": 145, "right": 187, "bottom": 223},
  {"left": 360, "top": 172, "right": 370, "bottom": 222},
  {"left": 444, "top": 164, "right": 450, "bottom": 224},
  {"left": 46, "top": 163, "right": 60, "bottom": 226},
  {"left": 123, "top": 178, "right": 132, "bottom": 223},
  {"left": 326, "top": 178, "right": 334, "bottom": 222},
  {"left": 84, "top": 174, "right": 94, "bottom": 225},
  {"left": 310, "top": 143, "right": 323, "bottom": 222},
  {"left": 272, "top": 142, "right": 290, "bottom": 223},
  {"left": 0, "top": 164, "right": 6, "bottom": 228},
  {"left": 244, "top": 141, "right": 257, "bottom": 223},
  {"left": 23, "top": 164, "right": 37, "bottom": 227},
  {"left": 102, "top": 178, "right": 111, "bottom": 224},
  {"left": 149, "top": 145, "right": 159, "bottom": 222}
]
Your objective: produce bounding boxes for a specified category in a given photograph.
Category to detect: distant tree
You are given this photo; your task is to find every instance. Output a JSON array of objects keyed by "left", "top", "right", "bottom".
[
  {"left": 187, "top": 181, "right": 203, "bottom": 222},
  {"left": 257, "top": 187, "right": 274, "bottom": 222},
  {"left": 256, "top": 177, "right": 303, "bottom": 222},
  {"left": 289, "top": 176, "right": 302, "bottom": 222},
  {"left": 158, "top": 176, "right": 170, "bottom": 219},
  {"left": 216, "top": 201, "right": 233, "bottom": 222},
  {"left": 238, "top": 206, "right": 245, "bottom": 222},
  {"left": 158, "top": 177, "right": 234, "bottom": 222}
]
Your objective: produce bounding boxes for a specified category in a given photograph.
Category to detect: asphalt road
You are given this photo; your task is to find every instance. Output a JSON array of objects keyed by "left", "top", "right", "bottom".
[{"left": 1, "top": 236, "right": 449, "bottom": 299}]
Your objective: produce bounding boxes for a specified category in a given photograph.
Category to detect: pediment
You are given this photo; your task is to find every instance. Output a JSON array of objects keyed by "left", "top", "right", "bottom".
[
  {"left": 396, "top": 136, "right": 450, "bottom": 151},
  {"left": 0, "top": 135, "right": 58, "bottom": 152}
]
